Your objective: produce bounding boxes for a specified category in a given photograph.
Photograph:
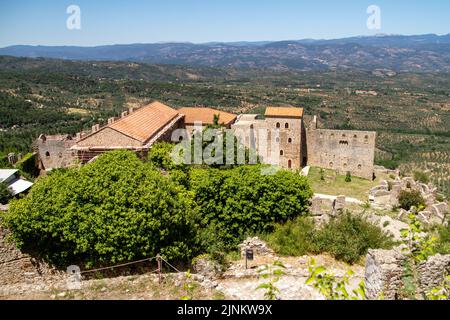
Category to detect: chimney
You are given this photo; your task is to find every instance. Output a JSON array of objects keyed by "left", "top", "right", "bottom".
[
  {"left": 121, "top": 111, "right": 128, "bottom": 118},
  {"left": 92, "top": 124, "right": 100, "bottom": 133}
]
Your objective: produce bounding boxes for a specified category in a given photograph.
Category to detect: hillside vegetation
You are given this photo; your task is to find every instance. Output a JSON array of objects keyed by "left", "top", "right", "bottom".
[{"left": 0, "top": 56, "right": 449, "bottom": 196}]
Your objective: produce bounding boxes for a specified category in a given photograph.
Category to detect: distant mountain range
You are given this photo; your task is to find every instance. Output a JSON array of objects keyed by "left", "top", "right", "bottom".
[{"left": 1, "top": 34, "right": 450, "bottom": 73}]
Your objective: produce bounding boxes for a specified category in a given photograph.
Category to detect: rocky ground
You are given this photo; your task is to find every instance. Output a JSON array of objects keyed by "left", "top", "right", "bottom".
[{"left": 0, "top": 253, "right": 364, "bottom": 300}]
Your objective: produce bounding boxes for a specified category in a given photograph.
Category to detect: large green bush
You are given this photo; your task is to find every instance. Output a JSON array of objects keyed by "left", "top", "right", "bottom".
[
  {"left": 265, "top": 213, "right": 395, "bottom": 264},
  {"left": 398, "top": 190, "right": 426, "bottom": 210},
  {"left": 314, "top": 213, "right": 395, "bottom": 264},
  {"left": 5, "top": 151, "right": 199, "bottom": 268},
  {"left": 190, "top": 166, "right": 313, "bottom": 248}
]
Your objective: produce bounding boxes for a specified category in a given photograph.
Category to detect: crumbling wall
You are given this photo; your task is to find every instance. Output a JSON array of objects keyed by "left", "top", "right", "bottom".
[
  {"left": 365, "top": 248, "right": 450, "bottom": 300},
  {"left": 0, "top": 226, "right": 60, "bottom": 286}
]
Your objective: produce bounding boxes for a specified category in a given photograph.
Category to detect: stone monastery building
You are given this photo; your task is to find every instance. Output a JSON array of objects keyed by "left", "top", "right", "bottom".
[{"left": 36, "top": 101, "right": 376, "bottom": 179}]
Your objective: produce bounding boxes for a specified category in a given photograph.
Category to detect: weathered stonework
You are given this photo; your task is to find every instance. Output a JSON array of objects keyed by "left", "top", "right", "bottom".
[
  {"left": 0, "top": 226, "right": 61, "bottom": 286},
  {"left": 306, "top": 119, "right": 376, "bottom": 180},
  {"left": 365, "top": 247, "right": 450, "bottom": 300}
]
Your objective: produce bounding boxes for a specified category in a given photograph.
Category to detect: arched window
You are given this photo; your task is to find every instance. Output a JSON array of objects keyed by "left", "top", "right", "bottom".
[
  {"left": 285, "top": 123, "right": 289, "bottom": 129},
  {"left": 329, "top": 162, "right": 334, "bottom": 168},
  {"left": 250, "top": 124, "right": 254, "bottom": 129},
  {"left": 288, "top": 160, "right": 292, "bottom": 169},
  {"left": 45, "top": 151, "right": 50, "bottom": 157},
  {"left": 288, "top": 138, "right": 293, "bottom": 143},
  {"left": 179, "top": 136, "right": 184, "bottom": 142},
  {"left": 276, "top": 123, "right": 281, "bottom": 128},
  {"left": 280, "top": 150, "right": 284, "bottom": 156},
  {"left": 364, "top": 135, "right": 369, "bottom": 143},
  {"left": 358, "top": 164, "right": 362, "bottom": 170},
  {"left": 353, "top": 135, "right": 358, "bottom": 139}
]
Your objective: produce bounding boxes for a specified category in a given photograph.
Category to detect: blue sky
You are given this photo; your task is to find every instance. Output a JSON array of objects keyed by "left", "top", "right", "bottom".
[{"left": 0, "top": 0, "right": 449, "bottom": 47}]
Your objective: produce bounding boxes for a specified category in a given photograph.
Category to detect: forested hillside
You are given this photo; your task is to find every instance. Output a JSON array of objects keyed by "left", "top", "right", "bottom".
[{"left": 0, "top": 56, "right": 449, "bottom": 196}]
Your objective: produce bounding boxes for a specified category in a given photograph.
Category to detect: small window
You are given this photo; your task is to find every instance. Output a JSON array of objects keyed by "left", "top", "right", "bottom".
[
  {"left": 280, "top": 150, "right": 284, "bottom": 156},
  {"left": 179, "top": 136, "right": 184, "bottom": 142},
  {"left": 353, "top": 135, "right": 358, "bottom": 139},
  {"left": 329, "top": 162, "right": 334, "bottom": 168},
  {"left": 288, "top": 160, "right": 292, "bottom": 169},
  {"left": 343, "top": 163, "right": 347, "bottom": 168},
  {"left": 342, "top": 134, "right": 346, "bottom": 138},
  {"left": 276, "top": 123, "right": 281, "bottom": 129},
  {"left": 288, "top": 138, "right": 293, "bottom": 143},
  {"left": 276, "top": 137, "right": 280, "bottom": 143},
  {"left": 285, "top": 123, "right": 289, "bottom": 129},
  {"left": 358, "top": 164, "right": 362, "bottom": 170},
  {"left": 45, "top": 151, "right": 50, "bottom": 157},
  {"left": 250, "top": 124, "right": 254, "bottom": 129}
]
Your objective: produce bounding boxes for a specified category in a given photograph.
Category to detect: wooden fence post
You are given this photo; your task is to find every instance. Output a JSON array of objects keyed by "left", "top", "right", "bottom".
[{"left": 156, "top": 254, "right": 162, "bottom": 285}]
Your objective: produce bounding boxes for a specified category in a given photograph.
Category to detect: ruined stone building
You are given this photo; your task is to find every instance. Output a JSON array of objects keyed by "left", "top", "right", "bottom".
[{"left": 35, "top": 100, "right": 376, "bottom": 179}]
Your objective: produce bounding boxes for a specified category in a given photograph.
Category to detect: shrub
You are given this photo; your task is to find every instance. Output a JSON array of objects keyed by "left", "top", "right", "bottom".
[
  {"left": 413, "top": 170, "right": 430, "bottom": 184},
  {"left": 435, "top": 224, "right": 450, "bottom": 255},
  {"left": 266, "top": 213, "right": 395, "bottom": 264},
  {"left": 0, "top": 182, "right": 12, "bottom": 204},
  {"left": 314, "top": 213, "right": 395, "bottom": 264},
  {"left": 398, "top": 190, "right": 426, "bottom": 210},
  {"left": 345, "top": 172, "right": 352, "bottom": 183},
  {"left": 190, "top": 165, "right": 313, "bottom": 248},
  {"left": 15, "top": 153, "right": 39, "bottom": 180},
  {"left": 5, "top": 151, "right": 199, "bottom": 268},
  {"left": 264, "top": 217, "right": 316, "bottom": 256}
]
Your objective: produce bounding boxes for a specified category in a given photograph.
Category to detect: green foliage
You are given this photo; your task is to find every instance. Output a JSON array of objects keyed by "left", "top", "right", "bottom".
[
  {"left": 5, "top": 151, "right": 199, "bottom": 268},
  {"left": 15, "top": 153, "right": 39, "bottom": 180},
  {"left": 314, "top": 213, "right": 395, "bottom": 264},
  {"left": 306, "top": 258, "right": 366, "bottom": 300},
  {"left": 264, "top": 217, "right": 316, "bottom": 256},
  {"left": 190, "top": 165, "right": 313, "bottom": 249},
  {"left": 399, "top": 212, "right": 442, "bottom": 300},
  {"left": 426, "top": 275, "right": 450, "bottom": 300},
  {"left": 398, "top": 190, "right": 426, "bottom": 210},
  {"left": 400, "top": 213, "right": 437, "bottom": 264},
  {"left": 266, "top": 214, "right": 395, "bottom": 264},
  {"left": 435, "top": 224, "right": 450, "bottom": 255},
  {"left": 0, "top": 182, "right": 12, "bottom": 204},
  {"left": 413, "top": 170, "right": 430, "bottom": 184},
  {"left": 345, "top": 172, "right": 352, "bottom": 183},
  {"left": 180, "top": 270, "right": 197, "bottom": 301},
  {"left": 256, "top": 261, "right": 286, "bottom": 300}
]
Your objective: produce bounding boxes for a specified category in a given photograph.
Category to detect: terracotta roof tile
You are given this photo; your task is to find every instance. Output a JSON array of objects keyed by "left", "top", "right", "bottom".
[
  {"left": 265, "top": 107, "right": 304, "bottom": 118},
  {"left": 109, "top": 101, "right": 179, "bottom": 142},
  {"left": 178, "top": 107, "right": 237, "bottom": 125}
]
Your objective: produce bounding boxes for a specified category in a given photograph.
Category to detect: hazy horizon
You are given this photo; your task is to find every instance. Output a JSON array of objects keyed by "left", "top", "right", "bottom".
[{"left": 1, "top": 1, "right": 450, "bottom": 47}]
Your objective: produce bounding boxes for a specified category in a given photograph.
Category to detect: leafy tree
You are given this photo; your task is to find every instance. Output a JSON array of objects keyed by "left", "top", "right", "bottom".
[
  {"left": 190, "top": 165, "right": 313, "bottom": 248},
  {"left": 5, "top": 151, "right": 199, "bottom": 268}
]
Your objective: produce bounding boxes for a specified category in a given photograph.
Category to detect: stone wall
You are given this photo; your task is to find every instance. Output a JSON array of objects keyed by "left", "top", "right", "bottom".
[
  {"left": 75, "top": 127, "right": 142, "bottom": 148},
  {"left": 35, "top": 134, "right": 77, "bottom": 171},
  {"left": 365, "top": 248, "right": 450, "bottom": 300},
  {"left": 0, "top": 226, "right": 60, "bottom": 286},
  {"left": 306, "top": 127, "right": 376, "bottom": 180}
]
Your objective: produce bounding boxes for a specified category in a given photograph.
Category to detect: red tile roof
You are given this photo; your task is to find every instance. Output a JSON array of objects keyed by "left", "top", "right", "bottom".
[
  {"left": 265, "top": 107, "right": 304, "bottom": 118},
  {"left": 109, "top": 101, "right": 179, "bottom": 142},
  {"left": 178, "top": 107, "right": 237, "bottom": 125}
]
